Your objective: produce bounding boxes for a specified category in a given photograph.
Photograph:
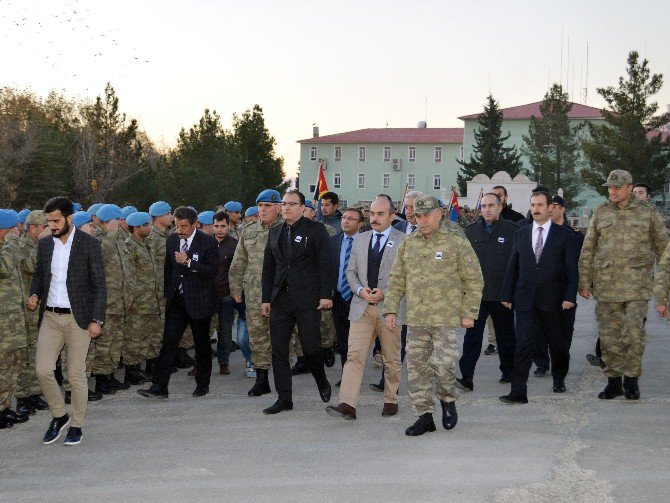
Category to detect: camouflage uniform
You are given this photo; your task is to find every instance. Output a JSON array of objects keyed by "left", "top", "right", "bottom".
[
  {"left": 124, "top": 233, "right": 161, "bottom": 364},
  {"left": 653, "top": 243, "right": 670, "bottom": 322},
  {"left": 579, "top": 195, "right": 668, "bottom": 378},
  {"left": 384, "top": 225, "right": 483, "bottom": 416},
  {"left": 147, "top": 225, "right": 170, "bottom": 350},
  {"left": 441, "top": 218, "right": 466, "bottom": 237},
  {"left": 229, "top": 217, "right": 283, "bottom": 370},
  {"left": 92, "top": 229, "right": 133, "bottom": 375},
  {"left": 0, "top": 240, "right": 28, "bottom": 409}
]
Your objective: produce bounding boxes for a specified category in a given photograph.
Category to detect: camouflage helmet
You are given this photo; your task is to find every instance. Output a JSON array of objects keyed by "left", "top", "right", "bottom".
[
  {"left": 414, "top": 195, "right": 441, "bottom": 214},
  {"left": 602, "top": 169, "right": 633, "bottom": 187}
]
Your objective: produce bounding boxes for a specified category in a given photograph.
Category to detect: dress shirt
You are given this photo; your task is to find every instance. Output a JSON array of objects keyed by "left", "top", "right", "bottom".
[
  {"left": 47, "top": 229, "right": 75, "bottom": 308},
  {"left": 531, "top": 220, "right": 552, "bottom": 253},
  {"left": 406, "top": 222, "right": 417, "bottom": 235},
  {"left": 337, "top": 232, "right": 358, "bottom": 294}
]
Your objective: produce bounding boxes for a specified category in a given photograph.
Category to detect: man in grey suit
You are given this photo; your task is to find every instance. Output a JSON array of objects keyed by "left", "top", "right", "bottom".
[
  {"left": 28, "top": 197, "right": 107, "bottom": 446},
  {"left": 326, "top": 195, "right": 405, "bottom": 420}
]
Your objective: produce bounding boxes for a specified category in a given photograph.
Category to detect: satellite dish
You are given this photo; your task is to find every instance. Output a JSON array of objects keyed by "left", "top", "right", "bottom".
[{"left": 417, "top": 121, "right": 427, "bottom": 128}]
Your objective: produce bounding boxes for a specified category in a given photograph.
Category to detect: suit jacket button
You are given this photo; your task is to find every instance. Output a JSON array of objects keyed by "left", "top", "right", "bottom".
[{"left": 180, "top": 274, "right": 184, "bottom": 278}]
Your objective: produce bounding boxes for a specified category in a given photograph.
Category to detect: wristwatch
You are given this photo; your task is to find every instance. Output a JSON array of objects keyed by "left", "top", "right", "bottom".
[{"left": 92, "top": 319, "right": 105, "bottom": 327}]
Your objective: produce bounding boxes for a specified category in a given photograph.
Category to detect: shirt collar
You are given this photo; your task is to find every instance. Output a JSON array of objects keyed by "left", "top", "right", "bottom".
[
  {"left": 182, "top": 228, "right": 197, "bottom": 246},
  {"left": 53, "top": 228, "right": 76, "bottom": 247},
  {"left": 532, "top": 220, "right": 552, "bottom": 233},
  {"left": 374, "top": 226, "right": 393, "bottom": 240}
]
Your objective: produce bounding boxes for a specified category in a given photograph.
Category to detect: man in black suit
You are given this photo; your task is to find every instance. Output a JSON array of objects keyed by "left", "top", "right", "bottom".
[
  {"left": 261, "top": 189, "right": 335, "bottom": 414},
  {"left": 500, "top": 191, "right": 578, "bottom": 403},
  {"left": 138, "top": 206, "right": 218, "bottom": 399},
  {"left": 29, "top": 197, "right": 107, "bottom": 445}
]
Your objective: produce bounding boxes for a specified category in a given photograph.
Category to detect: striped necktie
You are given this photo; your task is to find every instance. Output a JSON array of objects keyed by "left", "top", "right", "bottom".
[
  {"left": 534, "top": 226, "right": 544, "bottom": 264},
  {"left": 339, "top": 237, "right": 353, "bottom": 301},
  {"left": 179, "top": 239, "right": 188, "bottom": 293}
]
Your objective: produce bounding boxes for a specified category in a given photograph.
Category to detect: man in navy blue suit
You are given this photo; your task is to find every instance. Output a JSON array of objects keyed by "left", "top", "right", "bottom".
[{"left": 500, "top": 191, "right": 578, "bottom": 403}]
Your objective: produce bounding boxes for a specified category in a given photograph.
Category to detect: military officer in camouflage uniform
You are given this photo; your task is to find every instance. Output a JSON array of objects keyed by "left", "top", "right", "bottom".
[
  {"left": 230, "top": 189, "right": 283, "bottom": 396},
  {"left": 123, "top": 212, "right": 161, "bottom": 384},
  {"left": 579, "top": 170, "right": 669, "bottom": 400},
  {"left": 384, "top": 195, "right": 483, "bottom": 436},
  {"left": 0, "top": 210, "right": 30, "bottom": 428},
  {"left": 87, "top": 203, "right": 104, "bottom": 239},
  {"left": 6, "top": 210, "right": 50, "bottom": 415},
  {"left": 91, "top": 204, "right": 133, "bottom": 394},
  {"left": 224, "top": 201, "right": 244, "bottom": 241}
]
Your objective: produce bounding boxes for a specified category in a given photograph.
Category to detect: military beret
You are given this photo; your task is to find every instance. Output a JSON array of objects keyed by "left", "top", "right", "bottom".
[
  {"left": 72, "top": 211, "right": 92, "bottom": 229},
  {"left": 245, "top": 206, "right": 259, "bottom": 217},
  {"left": 603, "top": 169, "right": 633, "bottom": 187},
  {"left": 96, "top": 204, "right": 123, "bottom": 222},
  {"left": 304, "top": 200, "right": 315, "bottom": 210},
  {"left": 551, "top": 195, "right": 566, "bottom": 207},
  {"left": 126, "top": 211, "right": 151, "bottom": 227},
  {"left": 414, "top": 195, "right": 441, "bottom": 214},
  {"left": 198, "top": 210, "right": 215, "bottom": 225},
  {"left": 72, "top": 202, "right": 83, "bottom": 212},
  {"left": 255, "top": 190, "right": 281, "bottom": 204},
  {"left": 17, "top": 209, "right": 30, "bottom": 223},
  {"left": 0, "top": 209, "right": 19, "bottom": 229},
  {"left": 26, "top": 210, "right": 47, "bottom": 226},
  {"left": 87, "top": 203, "right": 104, "bottom": 216},
  {"left": 224, "top": 201, "right": 243, "bottom": 212},
  {"left": 149, "top": 201, "right": 171, "bottom": 217},
  {"left": 121, "top": 206, "right": 138, "bottom": 219}
]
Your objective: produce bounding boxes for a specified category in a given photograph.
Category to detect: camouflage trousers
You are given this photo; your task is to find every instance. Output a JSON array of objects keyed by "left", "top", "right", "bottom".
[
  {"left": 62, "top": 340, "right": 96, "bottom": 392},
  {"left": 124, "top": 314, "right": 161, "bottom": 366},
  {"left": 15, "top": 328, "right": 41, "bottom": 399},
  {"left": 0, "top": 349, "right": 21, "bottom": 408},
  {"left": 92, "top": 313, "right": 125, "bottom": 375},
  {"left": 247, "top": 302, "right": 272, "bottom": 370},
  {"left": 406, "top": 326, "right": 459, "bottom": 416},
  {"left": 292, "top": 309, "right": 336, "bottom": 357},
  {"left": 487, "top": 317, "right": 497, "bottom": 346},
  {"left": 595, "top": 300, "right": 647, "bottom": 378}
]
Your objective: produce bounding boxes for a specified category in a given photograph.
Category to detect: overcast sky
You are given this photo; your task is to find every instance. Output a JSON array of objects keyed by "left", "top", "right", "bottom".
[{"left": 2, "top": 0, "right": 669, "bottom": 178}]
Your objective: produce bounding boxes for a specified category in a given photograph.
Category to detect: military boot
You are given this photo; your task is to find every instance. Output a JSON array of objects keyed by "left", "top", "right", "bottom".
[
  {"left": 405, "top": 413, "right": 436, "bottom": 436},
  {"left": 144, "top": 358, "right": 155, "bottom": 378},
  {"left": 94, "top": 374, "right": 117, "bottom": 395},
  {"left": 598, "top": 377, "right": 624, "bottom": 399},
  {"left": 15, "top": 398, "right": 36, "bottom": 416},
  {"left": 124, "top": 365, "right": 147, "bottom": 386},
  {"left": 290, "top": 357, "right": 310, "bottom": 375},
  {"left": 248, "top": 369, "right": 271, "bottom": 397},
  {"left": 108, "top": 373, "right": 131, "bottom": 390},
  {"left": 440, "top": 400, "right": 458, "bottom": 430},
  {"left": 623, "top": 376, "right": 640, "bottom": 400}
]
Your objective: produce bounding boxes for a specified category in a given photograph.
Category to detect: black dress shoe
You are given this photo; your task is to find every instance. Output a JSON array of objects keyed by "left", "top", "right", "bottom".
[
  {"left": 137, "top": 384, "right": 168, "bottom": 399},
  {"left": 0, "top": 407, "right": 29, "bottom": 424},
  {"left": 586, "top": 353, "right": 605, "bottom": 368},
  {"left": 16, "top": 398, "right": 36, "bottom": 416},
  {"left": 319, "top": 382, "right": 332, "bottom": 403},
  {"left": 43, "top": 414, "right": 70, "bottom": 444},
  {"left": 623, "top": 376, "right": 640, "bottom": 400},
  {"left": 193, "top": 385, "right": 209, "bottom": 397},
  {"left": 440, "top": 400, "right": 458, "bottom": 430},
  {"left": 290, "top": 358, "right": 310, "bottom": 375},
  {"left": 369, "top": 383, "right": 384, "bottom": 393},
  {"left": 483, "top": 344, "right": 497, "bottom": 355},
  {"left": 323, "top": 347, "right": 336, "bottom": 368},
  {"left": 499, "top": 393, "right": 528, "bottom": 404},
  {"left": 533, "top": 367, "right": 547, "bottom": 377},
  {"left": 405, "top": 413, "right": 436, "bottom": 436},
  {"left": 29, "top": 395, "right": 49, "bottom": 410},
  {"left": 456, "top": 377, "right": 473, "bottom": 391},
  {"left": 65, "top": 389, "right": 103, "bottom": 404},
  {"left": 552, "top": 380, "right": 567, "bottom": 393},
  {"left": 263, "top": 399, "right": 293, "bottom": 414},
  {"left": 598, "top": 377, "right": 624, "bottom": 400}
]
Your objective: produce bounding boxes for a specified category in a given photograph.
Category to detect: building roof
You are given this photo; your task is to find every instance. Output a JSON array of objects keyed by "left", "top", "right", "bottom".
[
  {"left": 297, "top": 128, "right": 464, "bottom": 144},
  {"left": 647, "top": 130, "right": 670, "bottom": 142},
  {"left": 458, "top": 101, "right": 606, "bottom": 121}
]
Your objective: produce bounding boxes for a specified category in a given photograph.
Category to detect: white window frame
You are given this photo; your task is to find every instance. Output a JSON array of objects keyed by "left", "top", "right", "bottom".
[
  {"left": 334, "top": 146, "right": 342, "bottom": 162},
  {"left": 333, "top": 173, "right": 341, "bottom": 189},
  {"left": 407, "top": 173, "right": 415, "bottom": 189},
  {"left": 358, "top": 173, "right": 365, "bottom": 189},
  {"left": 382, "top": 173, "right": 390, "bottom": 189},
  {"left": 309, "top": 146, "right": 317, "bottom": 161},
  {"left": 433, "top": 174, "right": 441, "bottom": 189},
  {"left": 434, "top": 146, "right": 442, "bottom": 163},
  {"left": 383, "top": 146, "right": 391, "bottom": 162},
  {"left": 408, "top": 146, "right": 416, "bottom": 162},
  {"left": 358, "top": 146, "right": 366, "bottom": 162}
]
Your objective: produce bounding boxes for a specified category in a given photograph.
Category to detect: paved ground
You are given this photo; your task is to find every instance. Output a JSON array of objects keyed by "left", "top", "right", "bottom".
[{"left": 2, "top": 296, "right": 669, "bottom": 503}]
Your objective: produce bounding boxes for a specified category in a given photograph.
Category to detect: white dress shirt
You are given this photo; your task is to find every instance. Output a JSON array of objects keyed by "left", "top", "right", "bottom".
[
  {"left": 47, "top": 229, "right": 75, "bottom": 308},
  {"left": 405, "top": 222, "right": 417, "bottom": 235},
  {"left": 531, "top": 220, "right": 552, "bottom": 253},
  {"left": 180, "top": 228, "right": 197, "bottom": 267}
]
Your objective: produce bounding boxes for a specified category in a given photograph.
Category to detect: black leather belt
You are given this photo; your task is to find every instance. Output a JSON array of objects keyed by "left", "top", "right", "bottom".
[{"left": 46, "top": 306, "right": 71, "bottom": 315}]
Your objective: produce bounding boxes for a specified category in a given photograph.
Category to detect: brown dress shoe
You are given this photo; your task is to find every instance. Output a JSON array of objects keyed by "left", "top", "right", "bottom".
[
  {"left": 219, "top": 364, "right": 230, "bottom": 375},
  {"left": 382, "top": 403, "right": 398, "bottom": 416},
  {"left": 187, "top": 367, "right": 197, "bottom": 377},
  {"left": 325, "top": 403, "right": 356, "bottom": 420}
]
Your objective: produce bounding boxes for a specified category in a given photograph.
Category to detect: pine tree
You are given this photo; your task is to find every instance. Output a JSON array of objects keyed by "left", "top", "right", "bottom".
[
  {"left": 456, "top": 94, "right": 524, "bottom": 194},
  {"left": 581, "top": 51, "right": 670, "bottom": 200},
  {"left": 521, "top": 84, "right": 585, "bottom": 208}
]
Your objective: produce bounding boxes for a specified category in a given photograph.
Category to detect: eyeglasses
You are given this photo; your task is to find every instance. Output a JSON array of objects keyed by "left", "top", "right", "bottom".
[{"left": 280, "top": 202, "right": 303, "bottom": 208}]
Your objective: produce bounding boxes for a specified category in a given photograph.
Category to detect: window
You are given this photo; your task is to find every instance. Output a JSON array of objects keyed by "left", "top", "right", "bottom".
[
  {"left": 459, "top": 146, "right": 464, "bottom": 161},
  {"left": 434, "top": 146, "right": 442, "bottom": 162},
  {"left": 382, "top": 173, "right": 390, "bottom": 189},
  {"left": 333, "top": 173, "right": 341, "bottom": 189},
  {"left": 340, "top": 199, "right": 348, "bottom": 208},
  {"left": 383, "top": 146, "right": 391, "bottom": 162},
  {"left": 433, "top": 174, "right": 441, "bottom": 189},
  {"left": 358, "top": 173, "right": 365, "bottom": 189},
  {"left": 309, "top": 184, "right": 316, "bottom": 194},
  {"left": 334, "top": 146, "right": 342, "bottom": 161},
  {"left": 407, "top": 174, "right": 415, "bottom": 189},
  {"left": 358, "top": 146, "right": 366, "bottom": 162},
  {"left": 408, "top": 146, "right": 416, "bottom": 162},
  {"left": 309, "top": 146, "right": 317, "bottom": 161}
]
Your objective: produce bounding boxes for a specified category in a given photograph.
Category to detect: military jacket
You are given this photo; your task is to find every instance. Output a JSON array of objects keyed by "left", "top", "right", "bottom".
[
  {"left": 125, "top": 235, "right": 160, "bottom": 314},
  {"left": 4, "top": 234, "right": 40, "bottom": 330},
  {"left": 578, "top": 197, "right": 669, "bottom": 302},
  {"left": 229, "top": 217, "right": 283, "bottom": 303},
  {"left": 383, "top": 227, "right": 483, "bottom": 327},
  {"left": 99, "top": 229, "right": 133, "bottom": 314},
  {"left": 0, "top": 240, "right": 28, "bottom": 350},
  {"left": 147, "top": 226, "right": 168, "bottom": 299}
]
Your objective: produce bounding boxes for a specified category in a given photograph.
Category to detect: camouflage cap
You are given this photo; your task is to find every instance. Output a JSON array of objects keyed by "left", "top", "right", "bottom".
[
  {"left": 602, "top": 169, "right": 633, "bottom": 187},
  {"left": 414, "top": 195, "right": 441, "bottom": 214},
  {"left": 25, "top": 210, "right": 47, "bottom": 225}
]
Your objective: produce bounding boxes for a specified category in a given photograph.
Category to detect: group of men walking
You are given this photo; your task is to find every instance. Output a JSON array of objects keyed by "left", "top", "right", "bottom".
[{"left": 1, "top": 168, "right": 669, "bottom": 444}]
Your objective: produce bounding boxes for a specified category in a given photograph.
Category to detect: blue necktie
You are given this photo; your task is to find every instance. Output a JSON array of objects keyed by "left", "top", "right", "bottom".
[
  {"left": 372, "top": 233, "right": 382, "bottom": 256},
  {"left": 339, "top": 237, "right": 353, "bottom": 301}
]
